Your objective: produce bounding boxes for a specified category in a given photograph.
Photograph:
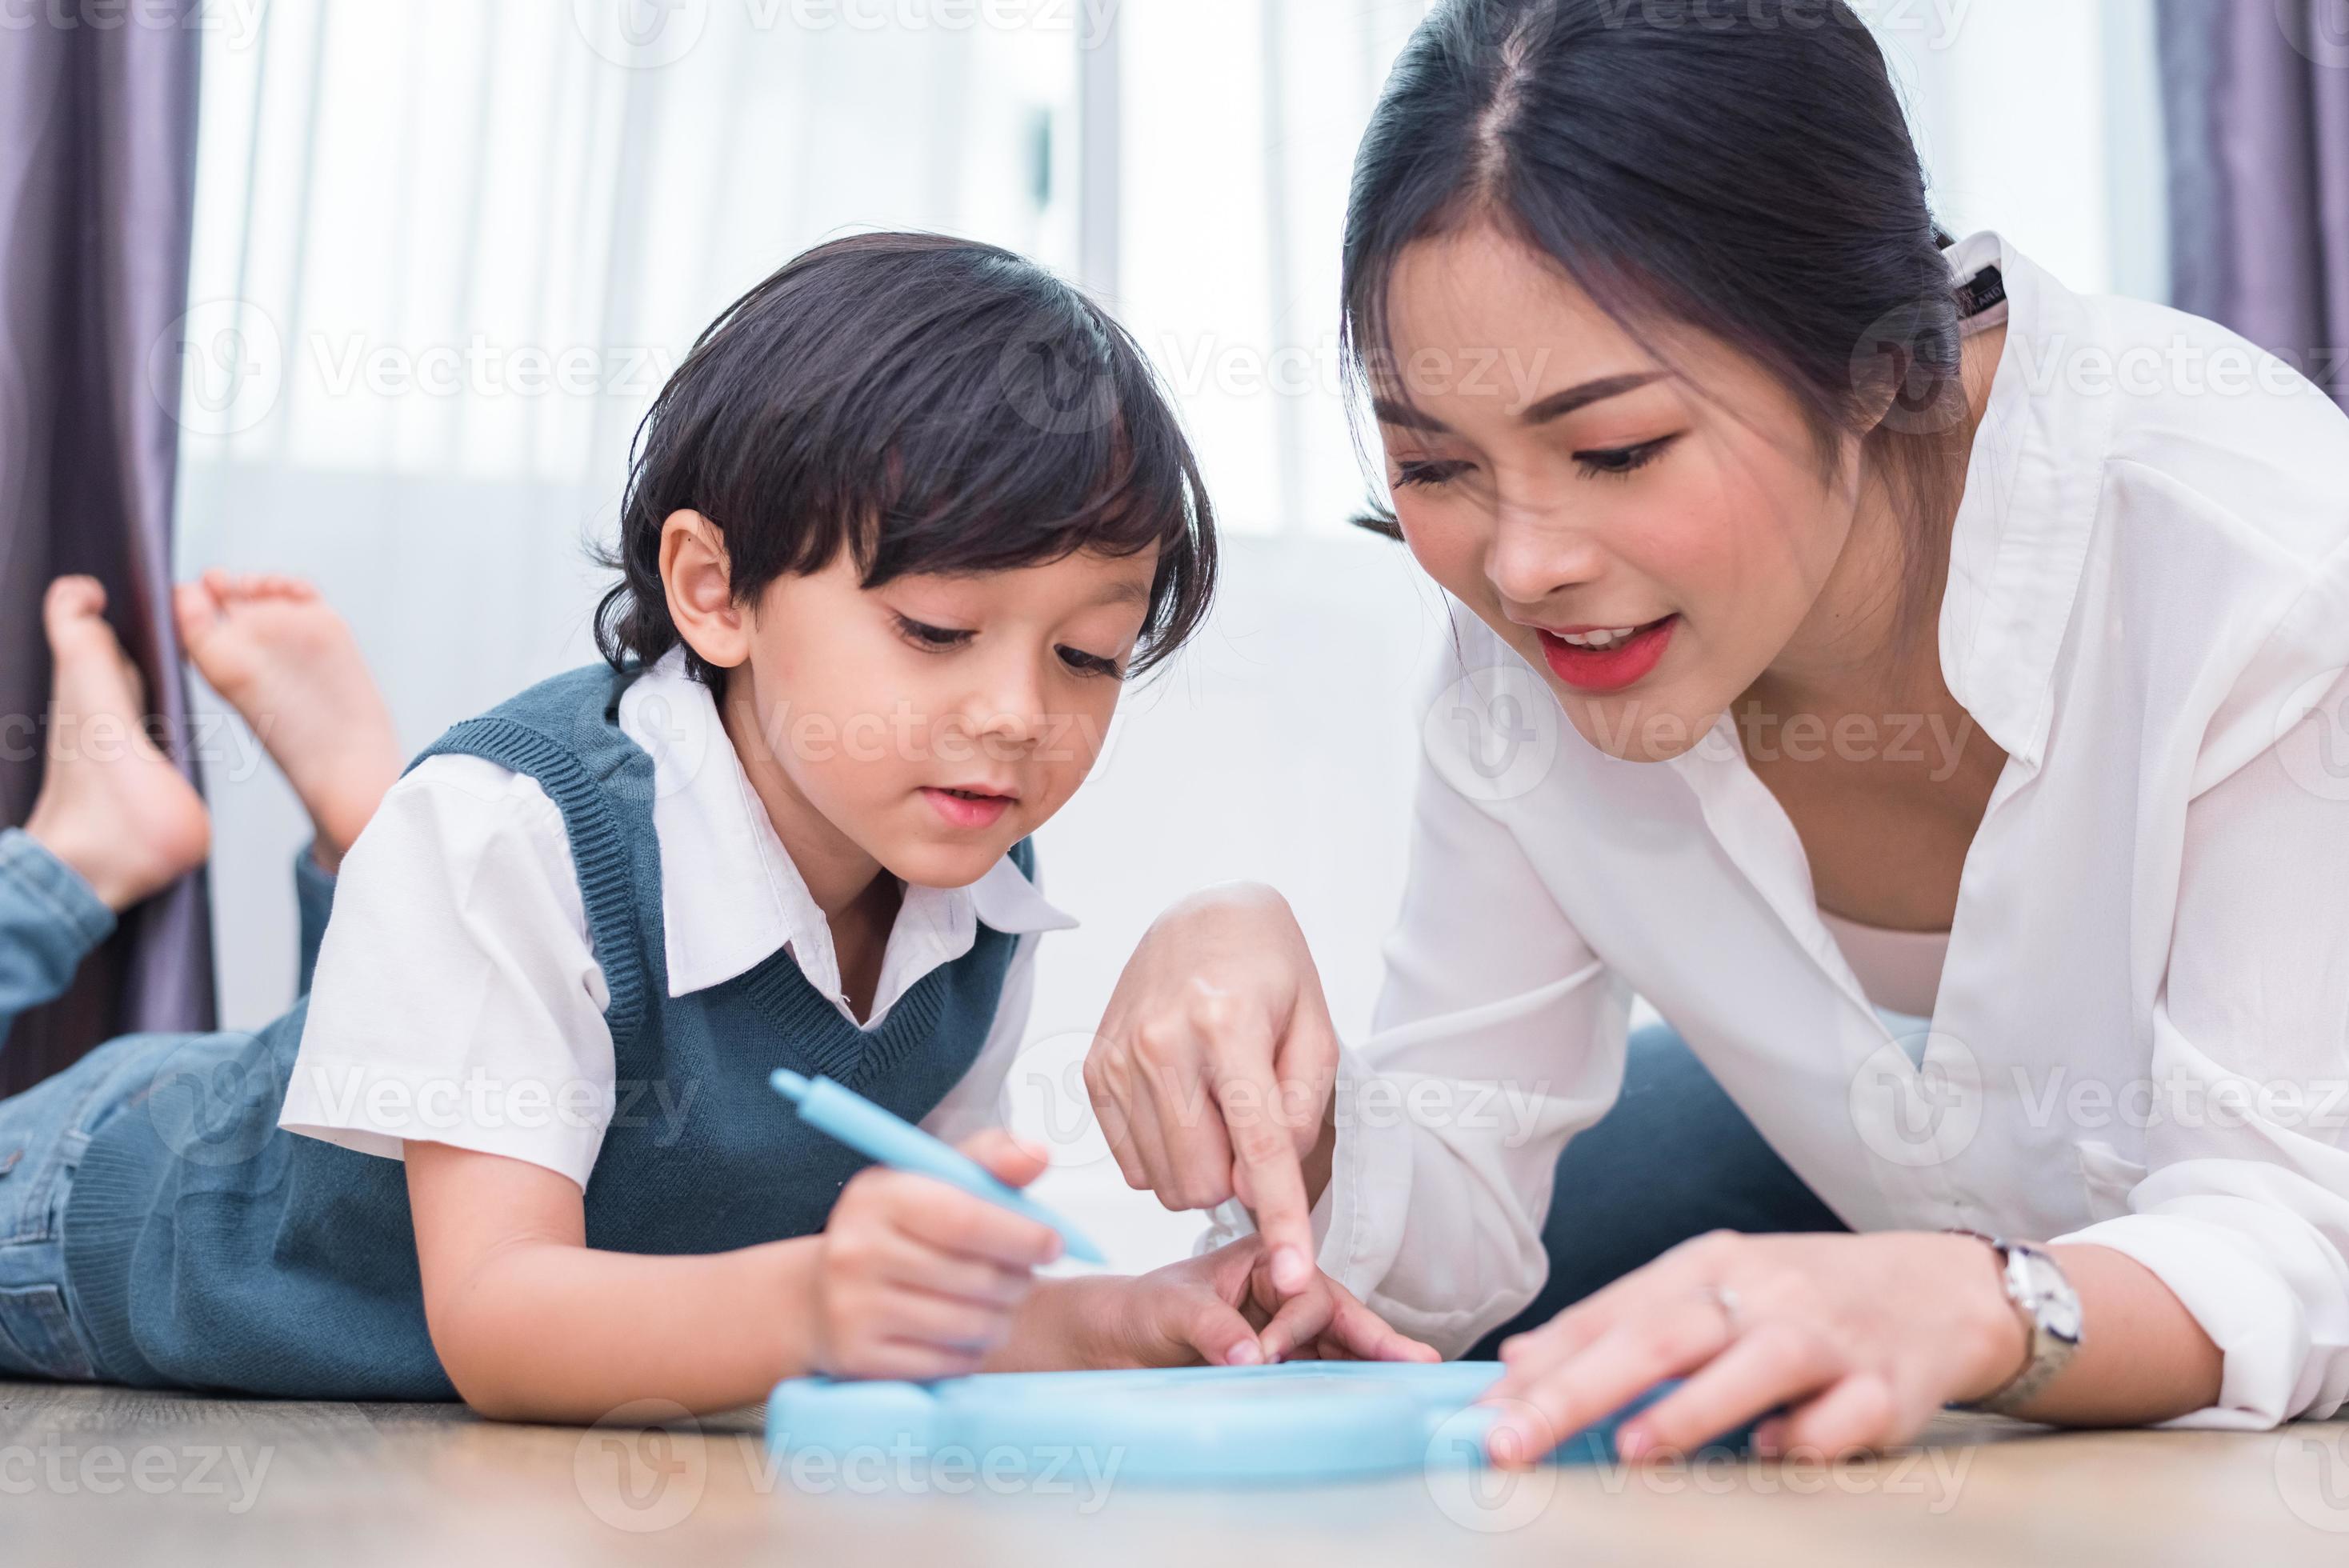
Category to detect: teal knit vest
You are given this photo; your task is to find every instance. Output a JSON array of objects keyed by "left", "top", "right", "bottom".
[{"left": 61, "top": 662, "right": 1029, "bottom": 1398}]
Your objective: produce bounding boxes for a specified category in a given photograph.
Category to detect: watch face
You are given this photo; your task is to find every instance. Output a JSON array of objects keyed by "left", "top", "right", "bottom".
[{"left": 2015, "top": 1248, "right": 2084, "bottom": 1342}]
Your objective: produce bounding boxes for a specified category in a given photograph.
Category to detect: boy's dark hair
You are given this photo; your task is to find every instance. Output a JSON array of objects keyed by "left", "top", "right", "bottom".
[{"left": 595, "top": 231, "right": 1217, "bottom": 686}]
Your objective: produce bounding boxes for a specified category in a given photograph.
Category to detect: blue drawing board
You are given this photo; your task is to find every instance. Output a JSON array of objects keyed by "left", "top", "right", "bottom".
[{"left": 765, "top": 1360, "right": 1753, "bottom": 1485}]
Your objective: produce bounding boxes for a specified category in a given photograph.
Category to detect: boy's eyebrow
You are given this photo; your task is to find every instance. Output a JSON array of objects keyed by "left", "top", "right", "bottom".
[
  {"left": 1371, "top": 371, "right": 1668, "bottom": 435},
  {"left": 1095, "top": 578, "right": 1154, "bottom": 607}
]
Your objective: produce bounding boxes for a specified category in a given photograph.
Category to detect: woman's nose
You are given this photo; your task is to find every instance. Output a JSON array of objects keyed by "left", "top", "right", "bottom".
[{"left": 1487, "top": 506, "right": 1606, "bottom": 610}]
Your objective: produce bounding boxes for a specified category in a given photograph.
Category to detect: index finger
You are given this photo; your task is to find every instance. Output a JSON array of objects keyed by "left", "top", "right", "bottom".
[
  {"left": 1271, "top": 987, "right": 1340, "bottom": 1158},
  {"left": 1212, "top": 1054, "right": 1316, "bottom": 1296}
]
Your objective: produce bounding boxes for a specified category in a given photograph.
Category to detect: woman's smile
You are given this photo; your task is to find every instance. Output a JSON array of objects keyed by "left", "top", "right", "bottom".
[{"left": 1535, "top": 614, "right": 1679, "bottom": 693}]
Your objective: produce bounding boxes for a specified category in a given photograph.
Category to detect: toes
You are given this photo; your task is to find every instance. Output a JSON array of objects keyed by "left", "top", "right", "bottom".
[
  {"left": 42, "top": 574, "right": 108, "bottom": 630},
  {"left": 42, "top": 576, "right": 122, "bottom": 665},
  {"left": 242, "top": 573, "right": 316, "bottom": 602},
  {"left": 173, "top": 581, "right": 223, "bottom": 650}
]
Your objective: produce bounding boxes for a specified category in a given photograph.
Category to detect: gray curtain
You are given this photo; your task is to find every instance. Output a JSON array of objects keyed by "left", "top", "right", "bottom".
[
  {"left": 2159, "top": 0, "right": 2349, "bottom": 413},
  {"left": 0, "top": 7, "right": 212, "bottom": 1094}
]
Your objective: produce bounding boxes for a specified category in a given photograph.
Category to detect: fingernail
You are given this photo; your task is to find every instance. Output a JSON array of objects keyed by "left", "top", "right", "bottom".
[
  {"left": 1486, "top": 1422, "right": 1527, "bottom": 1469},
  {"left": 1227, "top": 1340, "right": 1263, "bottom": 1366},
  {"left": 1617, "top": 1426, "right": 1651, "bottom": 1463}
]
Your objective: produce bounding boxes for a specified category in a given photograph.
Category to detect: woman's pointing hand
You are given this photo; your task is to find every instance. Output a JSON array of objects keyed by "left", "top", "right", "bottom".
[{"left": 1084, "top": 883, "right": 1340, "bottom": 1296}]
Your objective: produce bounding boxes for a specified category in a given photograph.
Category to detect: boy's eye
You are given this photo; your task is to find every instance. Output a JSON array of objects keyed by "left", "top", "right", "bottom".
[
  {"left": 894, "top": 614, "right": 973, "bottom": 650},
  {"left": 1057, "top": 645, "right": 1124, "bottom": 680}
]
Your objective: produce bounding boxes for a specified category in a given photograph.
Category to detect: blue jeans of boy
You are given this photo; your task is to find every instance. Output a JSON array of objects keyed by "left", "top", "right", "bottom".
[{"left": 0, "top": 827, "right": 336, "bottom": 1382}]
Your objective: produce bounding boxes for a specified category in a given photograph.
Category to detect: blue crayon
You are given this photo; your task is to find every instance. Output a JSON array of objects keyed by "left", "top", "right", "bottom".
[{"left": 770, "top": 1068, "right": 1106, "bottom": 1266}]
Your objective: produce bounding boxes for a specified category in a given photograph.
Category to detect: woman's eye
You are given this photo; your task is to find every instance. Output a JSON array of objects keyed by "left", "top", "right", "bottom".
[
  {"left": 894, "top": 615, "right": 972, "bottom": 650},
  {"left": 1573, "top": 435, "right": 1678, "bottom": 482},
  {"left": 1057, "top": 645, "right": 1124, "bottom": 680},
  {"left": 1392, "top": 459, "right": 1470, "bottom": 490}
]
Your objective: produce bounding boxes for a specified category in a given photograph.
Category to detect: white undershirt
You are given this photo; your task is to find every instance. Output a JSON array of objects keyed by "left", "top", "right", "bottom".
[{"left": 1816, "top": 908, "right": 1950, "bottom": 1020}]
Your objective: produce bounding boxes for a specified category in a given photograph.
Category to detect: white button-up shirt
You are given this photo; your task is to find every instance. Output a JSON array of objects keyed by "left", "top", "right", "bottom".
[
  {"left": 282, "top": 646, "right": 1077, "bottom": 1189},
  {"left": 1212, "top": 228, "right": 2349, "bottom": 1429}
]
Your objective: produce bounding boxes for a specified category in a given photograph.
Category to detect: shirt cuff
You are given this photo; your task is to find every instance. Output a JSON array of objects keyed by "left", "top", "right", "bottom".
[{"left": 1315, "top": 1037, "right": 1411, "bottom": 1298}]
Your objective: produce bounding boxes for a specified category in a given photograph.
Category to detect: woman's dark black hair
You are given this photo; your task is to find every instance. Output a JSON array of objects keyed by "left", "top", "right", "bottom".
[
  {"left": 595, "top": 231, "right": 1216, "bottom": 686},
  {"left": 1342, "top": 0, "right": 1978, "bottom": 629}
]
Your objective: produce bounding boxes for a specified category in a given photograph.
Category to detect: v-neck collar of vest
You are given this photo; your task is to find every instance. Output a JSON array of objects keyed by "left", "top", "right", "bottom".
[{"left": 734, "top": 942, "right": 957, "bottom": 1089}]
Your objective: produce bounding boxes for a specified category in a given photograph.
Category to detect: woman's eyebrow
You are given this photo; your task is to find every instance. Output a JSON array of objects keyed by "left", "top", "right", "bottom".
[
  {"left": 1373, "top": 370, "right": 1667, "bottom": 434},
  {"left": 1517, "top": 371, "right": 1667, "bottom": 425},
  {"left": 1371, "top": 397, "right": 1449, "bottom": 432}
]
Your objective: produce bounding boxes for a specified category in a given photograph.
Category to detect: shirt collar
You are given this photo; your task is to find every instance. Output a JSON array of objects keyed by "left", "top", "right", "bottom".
[
  {"left": 615, "top": 647, "right": 1077, "bottom": 1000},
  {"left": 1931, "top": 227, "right": 2117, "bottom": 771}
]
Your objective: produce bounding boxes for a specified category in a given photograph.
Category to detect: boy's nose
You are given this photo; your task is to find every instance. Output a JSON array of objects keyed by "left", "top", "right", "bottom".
[{"left": 958, "top": 660, "right": 1049, "bottom": 750}]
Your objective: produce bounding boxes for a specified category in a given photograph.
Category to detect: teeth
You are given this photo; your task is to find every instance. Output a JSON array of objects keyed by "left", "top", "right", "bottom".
[{"left": 1560, "top": 625, "right": 1642, "bottom": 649}]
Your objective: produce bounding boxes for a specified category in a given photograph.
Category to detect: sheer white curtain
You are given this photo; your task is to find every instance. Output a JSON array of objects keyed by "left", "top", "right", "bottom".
[
  {"left": 175, "top": 0, "right": 2167, "bottom": 1271},
  {"left": 178, "top": 0, "right": 1087, "bottom": 1018},
  {"left": 1871, "top": 0, "right": 2169, "bottom": 303}
]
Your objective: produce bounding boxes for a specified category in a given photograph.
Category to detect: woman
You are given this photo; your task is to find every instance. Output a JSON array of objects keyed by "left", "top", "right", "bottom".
[{"left": 1083, "top": 0, "right": 2349, "bottom": 1464}]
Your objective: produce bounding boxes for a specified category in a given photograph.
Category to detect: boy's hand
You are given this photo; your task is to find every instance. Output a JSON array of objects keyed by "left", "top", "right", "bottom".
[
  {"left": 808, "top": 1130, "right": 1063, "bottom": 1382},
  {"left": 1101, "top": 1235, "right": 1440, "bottom": 1369}
]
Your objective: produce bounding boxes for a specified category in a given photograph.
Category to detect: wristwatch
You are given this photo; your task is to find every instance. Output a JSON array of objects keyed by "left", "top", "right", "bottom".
[{"left": 1946, "top": 1230, "right": 2083, "bottom": 1415}]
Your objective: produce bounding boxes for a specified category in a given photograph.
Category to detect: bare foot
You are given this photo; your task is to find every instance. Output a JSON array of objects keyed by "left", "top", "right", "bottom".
[
  {"left": 22, "top": 578, "right": 212, "bottom": 911},
  {"left": 174, "top": 570, "right": 402, "bottom": 874}
]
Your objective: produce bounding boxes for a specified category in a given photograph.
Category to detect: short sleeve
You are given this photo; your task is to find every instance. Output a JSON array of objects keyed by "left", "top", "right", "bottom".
[{"left": 278, "top": 754, "right": 618, "bottom": 1191}]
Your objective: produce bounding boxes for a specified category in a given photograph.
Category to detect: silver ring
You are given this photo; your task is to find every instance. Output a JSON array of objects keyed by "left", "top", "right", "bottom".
[{"left": 1703, "top": 1284, "right": 1743, "bottom": 1338}]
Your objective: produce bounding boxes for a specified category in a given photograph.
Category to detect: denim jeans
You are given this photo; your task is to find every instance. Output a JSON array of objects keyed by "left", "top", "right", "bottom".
[
  {"left": 1466, "top": 1019, "right": 1853, "bottom": 1358},
  {"left": 0, "top": 828, "right": 334, "bottom": 1382}
]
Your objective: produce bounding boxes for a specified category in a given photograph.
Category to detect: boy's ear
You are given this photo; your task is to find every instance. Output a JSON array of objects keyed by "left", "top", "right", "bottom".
[{"left": 658, "top": 510, "right": 750, "bottom": 670}]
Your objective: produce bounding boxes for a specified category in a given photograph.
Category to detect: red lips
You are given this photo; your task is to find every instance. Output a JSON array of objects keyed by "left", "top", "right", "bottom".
[{"left": 1535, "top": 616, "right": 1679, "bottom": 693}]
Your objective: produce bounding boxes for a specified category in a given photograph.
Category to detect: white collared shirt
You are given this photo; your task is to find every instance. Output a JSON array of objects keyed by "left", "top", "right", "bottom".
[
  {"left": 1211, "top": 229, "right": 2349, "bottom": 1429},
  {"left": 281, "top": 646, "right": 1076, "bottom": 1189}
]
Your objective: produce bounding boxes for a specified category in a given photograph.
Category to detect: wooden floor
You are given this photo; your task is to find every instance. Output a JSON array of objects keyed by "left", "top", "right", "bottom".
[{"left": 4, "top": 1379, "right": 2345, "bottom": 1564}]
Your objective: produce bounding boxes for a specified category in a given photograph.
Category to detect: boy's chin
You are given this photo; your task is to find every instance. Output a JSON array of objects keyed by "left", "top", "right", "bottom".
[{"left": 877, "top": 834, "right": 1020, "bottom": 892}]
